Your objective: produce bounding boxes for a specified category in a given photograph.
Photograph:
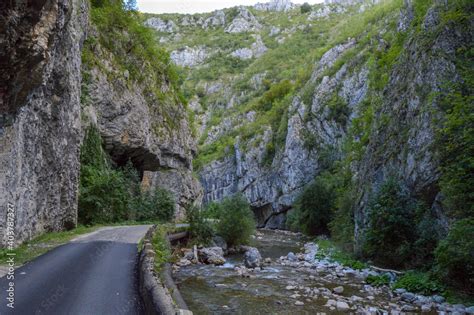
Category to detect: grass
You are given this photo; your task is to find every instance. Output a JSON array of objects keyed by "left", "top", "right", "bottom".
[
  {"left": 152, "top": 0, "right": 406, "bottom": 167},
  {"left": 315, "top": 239, "right": 368, "bottom": 270},
  {"left": 150, "top": 223, "right": 188, "bottom": 272},
  {"left": 0, "top": 226, "right": 99, "bottom": 266}
]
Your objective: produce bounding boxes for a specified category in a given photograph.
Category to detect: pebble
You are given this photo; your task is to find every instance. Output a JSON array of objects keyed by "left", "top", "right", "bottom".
[
  {"left": 394, "top": 288, "right": 406, "bottom": 295},
  {"left": 401, "top": 305, "right": 417, "bottom": 312},
  {"left": 336, "top": 301, "right": 350, "bottom": 311},
  {"left": 432, "top": 295, "right": 445, "bottom": 303},
  {"left": 333, "top": 286, "right": 344, "bottom": 294},
  {"left": 351, "top": 295, "right": 363, "bottom": 302},
  {"left": 421, "top": 304, "right": 432, "bottom": 312},
  {"left": 401, "top": 292, "right": 416, "bottom": 302},
  {"left": 325, "top": 299, "right": 337, "bottom": 307},
  {"left": 287, "top": 252, "right": 298, "bottom": 262},
  {"left": 295, "top": 301, "right": 304, "bottom": 306}
]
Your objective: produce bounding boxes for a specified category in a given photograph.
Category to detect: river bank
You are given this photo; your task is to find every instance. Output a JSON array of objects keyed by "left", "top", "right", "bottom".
[{"left": 172, "top": 229, "right": 473, "bottom": 314}]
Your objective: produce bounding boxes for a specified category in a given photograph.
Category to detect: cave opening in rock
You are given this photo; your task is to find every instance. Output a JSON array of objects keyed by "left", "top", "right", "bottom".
[
  {"left": 251, "top": 203, "right": 274, "bottom": 228},
  {"left": 111, "top": 154, "right": 145, "bottom": 181}
]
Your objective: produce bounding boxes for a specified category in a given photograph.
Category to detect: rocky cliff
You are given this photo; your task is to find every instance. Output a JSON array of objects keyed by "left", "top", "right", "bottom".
[
  {"left": 0, "top": 0, "right": 88, "bottom": 245},
  {"left": 81, "top": 6, "right": 202, "bottom": 219},
  {"left": 149, "top": 0, "right": 472, "bottom": 242},
  {"left": 0, "top": 0, "right": 201, "bottom": 246}
]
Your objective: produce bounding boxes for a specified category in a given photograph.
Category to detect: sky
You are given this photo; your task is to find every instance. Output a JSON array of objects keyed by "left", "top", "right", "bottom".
[{"left": 137, "top": 0, "right": 324, "bottom": 14}]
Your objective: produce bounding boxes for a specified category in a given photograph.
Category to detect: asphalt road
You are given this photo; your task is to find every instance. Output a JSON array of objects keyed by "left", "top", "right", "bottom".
[{"left": 0, "top": 225, "right": 151, "bottom": 315}]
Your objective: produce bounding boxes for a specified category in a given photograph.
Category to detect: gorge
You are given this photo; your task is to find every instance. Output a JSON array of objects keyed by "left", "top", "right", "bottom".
[{"left": 0, "top": 0, "right": 472, "bottom": 313}]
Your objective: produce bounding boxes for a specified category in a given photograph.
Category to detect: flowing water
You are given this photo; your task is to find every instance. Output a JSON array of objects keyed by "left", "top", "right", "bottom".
[{"left": 173, "top": 230, "right": 436, "bottom": 314}]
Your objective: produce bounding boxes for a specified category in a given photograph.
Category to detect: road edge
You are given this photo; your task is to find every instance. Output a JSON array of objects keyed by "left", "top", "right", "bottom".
[{"left": 138, "top": 225, "right": 192, "bottom": 315}]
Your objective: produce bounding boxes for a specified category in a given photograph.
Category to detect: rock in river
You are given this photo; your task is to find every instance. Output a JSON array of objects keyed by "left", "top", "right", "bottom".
[
  {"left": 244, "top": 247, "right": 262, "bottom": 268},
  {"left": 199, "top": 247, "right": 226, "bottom": 265}
]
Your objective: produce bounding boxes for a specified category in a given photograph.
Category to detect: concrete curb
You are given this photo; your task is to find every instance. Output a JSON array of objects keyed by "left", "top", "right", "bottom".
[
  {"left": 138, "top": 225, "right": 192, "bottom": 315},
  {"left": 162, "top": 232, "right": 190, "bottom": 311}
]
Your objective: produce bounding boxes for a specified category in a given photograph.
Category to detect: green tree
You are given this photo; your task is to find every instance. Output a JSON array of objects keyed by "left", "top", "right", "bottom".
[
  {"left": 301, "top": 2, "right": 312, "bottom": 14},
  {"left": 216, "top": 194, "right": 255, "bottom": 246},
  {"left": 362, "top": 178, "right": 418, "bottom": 268},
  {"left": 187, "top": 206, "right": 214, "bottom": 246},
  {"left": 288, "top": 176, "right": 335, "bottom": 235},
  {"left": 435, "top": 218, "right": 474, "bottom": 294}
]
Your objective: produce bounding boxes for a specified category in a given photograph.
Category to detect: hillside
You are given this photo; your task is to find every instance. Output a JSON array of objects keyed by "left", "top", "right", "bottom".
[{"left": 147, "top": 0, "right": 473, "bottom": 263}]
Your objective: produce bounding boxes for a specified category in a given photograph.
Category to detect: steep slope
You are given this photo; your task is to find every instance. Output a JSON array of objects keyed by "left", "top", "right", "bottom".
[
  {"left": 149, "top": 0, "right": 472, "bottom": 243},
  {"left": 81, "top": 3, "right": 202, "bottom": 219},
  {"left": 0, "top": 1, "right": 201, "bottom": 246},
  {"left": 0, "top": 0, "right": 88, "bottom": 245}
]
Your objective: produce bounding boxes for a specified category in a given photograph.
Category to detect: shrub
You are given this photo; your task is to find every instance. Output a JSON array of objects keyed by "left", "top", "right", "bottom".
[
  {"left": 133, "top": 188, "right": 175, "bottom": 222},
  {"left": 216, "top": 194, "right": 256, "bottom": 246},
  {"left": 301, "top": 2, "right": 312, "bottom": 14},
  {"left": 367, "top": 274, "right": 391, "bottom": 287},
  {"left": 79, "top": 166, "right": 129, "bottom": 224},
  {"left": 436, "top": 52, "right": 474, "bottom": 220},
  {"left": 202, "top": 202, "right": 221, "bottom": 219},
  {"left": 187, "top": 206, "right": 214, "bottom": 246},
  {"left": 79, "top": 127, "right": 176, "bottom": 224},
  {"left": 315, "top": 239, "right": 367, "bottom": 270},
  {"left": 329, "top": 188, "right": 355, "bottom": 251},
  {"left": 435, "top": 218, "right": 474, "bottom": 294},
  {"left": 289, "top": 175, "right": 335, "bottom": 235},
  {"left": 362, "top": 178, "right": 419, "bottom": 268},
  {"left": 393, "top": 271, "right": 445, "bottom": 295},
  {"left": 327, "top": 93, "right": 350, "bottom": 126},
  {"left": 79, "top": 127, "right": 128, "bottom": 224},
  {"left": 255, "top": 80, "right": 293, "bottom": 112}
]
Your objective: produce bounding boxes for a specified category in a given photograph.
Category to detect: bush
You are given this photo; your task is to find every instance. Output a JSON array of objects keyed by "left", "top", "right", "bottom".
[
  {"left": 202, "top": 202, "right": 221, "bottom": 219},
  {"left": 187, "top": 206, "right": 214, "bottom": 246},
  {"left": 329, "top": 188, "right": 355, "bottom": 251},
  {"left": 301, "top": 2, "right": 312, "bottom": 14},
  {"left": 435, "top": 218, "right": 474, "bottom": 294},
  {"left": 79, "top": 127, "right": 128, "bottom": 224},
  {"left": 79, "top": 166, "right": 129, "bottom": 224},
  {"left": 79, "top": 126, "right": 176, "bottom": 224},
  {"left": 393, "top": 271, "right": 444, "bottom": 295},
  {"left": 255, "top": 80, "right": 293, "bottom": 112},
  {"left": 367, "top": 274, "right": 391, "bottom": 287},
  {"left": 288, "top": 175, "right": 335, "bottom": 235},
  {"left": 437, "top": 52, "right": 474, "bottom": 220},
  {"left": 133, "top": 188, "right": 175, "bottom": 222},
  {"left": 216, "top": 194, "right": 255, "bottom": 246},
  {"left": 327, "top": 93, "right": 350, "bottom": 126},
  {"left": 362, "top": 178, "right": 419, "bottom": 268}
]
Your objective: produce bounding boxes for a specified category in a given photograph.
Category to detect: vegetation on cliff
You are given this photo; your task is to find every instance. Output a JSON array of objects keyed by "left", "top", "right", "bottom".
[{"left": 79, "top": 126, "right": 175, "bottom": 224}]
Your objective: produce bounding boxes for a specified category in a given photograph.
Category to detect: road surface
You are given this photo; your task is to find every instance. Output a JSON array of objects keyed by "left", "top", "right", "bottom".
[{"left": 0, "top": 225, "right": 151, "bottom": 314}]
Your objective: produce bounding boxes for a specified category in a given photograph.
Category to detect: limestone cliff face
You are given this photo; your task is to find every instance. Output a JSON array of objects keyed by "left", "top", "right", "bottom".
[
  {"left": 0, "top": 0, "right": 88, "bottom": 245},
  {"left": 82, "top": 39, "right": 202, "bottom": 220},
  {"left": 352, "top": 2, "right": 470, "bottom": 251},
  {"left": 0, "top": 1, "right": 202, "bottom": 246},
  {"left": 200, "top": 40, "right": 365, "bottom": 227}
]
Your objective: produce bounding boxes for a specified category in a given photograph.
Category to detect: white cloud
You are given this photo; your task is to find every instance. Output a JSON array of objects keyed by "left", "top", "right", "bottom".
[{"left": 138, "top": 0, "right": 324, "bottom": 14}]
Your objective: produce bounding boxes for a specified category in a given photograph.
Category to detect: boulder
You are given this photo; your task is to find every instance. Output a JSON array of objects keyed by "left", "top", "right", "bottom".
[
  {"left": 333, "top": 286, "right": 344, "bottom": 294},
  {"left": 198, "top": 247, "right": 226, "bottom": 265},
  {"left": 287, "top": 252, "right": 298, "bottom": 262},
  {"left": 244, "top": 247, "right": 262, "bottom": 268},
  {"left": 401, "top": 292, "right": 416, "bottom": 302},
  {"left": 212, "top": 236, "right": 228, "bottom": 252},
  {"left": 336, "top": 301, "right": 350, "bottom": 311},
  {"left": 431, "top": 295, "right": 445, "bottom": 303}
]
